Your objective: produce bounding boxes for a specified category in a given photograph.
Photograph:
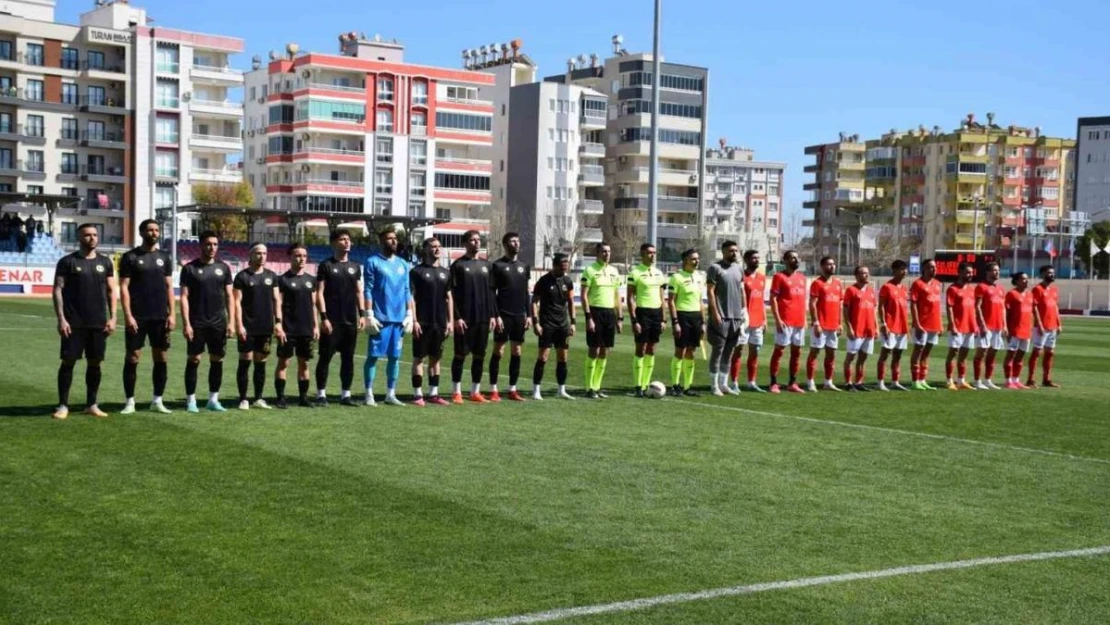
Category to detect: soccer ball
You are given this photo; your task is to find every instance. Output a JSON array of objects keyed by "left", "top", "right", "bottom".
[{"left": 646, "top": 381, "right": 667, "bottom": 399}]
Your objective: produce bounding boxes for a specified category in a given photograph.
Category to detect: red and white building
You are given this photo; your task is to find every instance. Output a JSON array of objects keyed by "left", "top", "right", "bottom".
[{"left": 243, "top": 34, "right": 497, "bottom": 256}]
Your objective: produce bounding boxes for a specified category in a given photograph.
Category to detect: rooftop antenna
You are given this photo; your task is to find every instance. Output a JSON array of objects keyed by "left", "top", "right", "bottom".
[
  {"left": 567, "top": 57, "right": 576, "bottom": 72},
  {"left": 479, "top": 45, "right": 489, "bottom": 65},
  {"left": 500, "top": 42, "right": 510, "bottom": 61},
  {"left": 611, "top": 34, "right": 624, "bottom": 55},
  {"left": 589, "top": 52, "right": 599, "bottom": 68},
  {"left": 461, "top": 48, "right": 470, "bottom": 69},
  {"left": 576, "top": 53, "right": 587, "bottom": 69}
]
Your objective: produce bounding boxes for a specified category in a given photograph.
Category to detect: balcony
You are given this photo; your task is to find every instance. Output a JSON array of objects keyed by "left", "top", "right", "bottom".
[
  {"left": 190, "top": 98, "right": 243, "bottom": 118},
  {"left": 435, "top": 156, "right": 492, "bottom": 174},
  {"left": 300, "top": 178, "right": 364, "bottom": 195},
  {"left": 189, "top": 133, "right": 242, "bottom": 152},
  {"left": 155, "top": 61, "right": 180, "bottom": 74},
  {"left": 81, "top": 129, "right": 126, "bottom": 150},
  {"left": 578, "top": 199, "right": 604, "bottom": 215},
  {"left": 156, "top": 97, "right": 180, "bottom": 110},
  {"left": 306, "top": 82, "right": 365, "bottom": 94},
  {"left": 0, "top": 87, "right": 75, "bottom": 112},
  {"left": 837, "top": 159, "right": 865, "bottom": 171},
  {"left": 580, "top": 113, "right": 606, "bottom": 129},
  {"left": 0, "top": 159, "right": 46, "bottom": 179},
  {"left": 154, "top": 133, "right": 179, "bottom": 146},
  {"left": 659, "top": 196, "right": 700, "bottom": 213},
  {"left": 79, "top": 94, "right": 126, "bottom": 114},
  {"left": 954, "top": 209, "right": 989, "bottom": 225},
  {"left": 432, "top": 186, "right": 492, "bottom": 205},
  {"left": 294, "top": 147, "right": 365, "bottom": 165},
  {"left": 57, "top": 164, "right": 80, "bottom": 182},
  {"left": 579, "top": 142, "right": 605, "bottom": 157},
  {"left": 154, "top": 168, "right": 179, "bottom": 181},
  {"left": 80, "top": 163, "right": 127, "bottom": 183},
  {"left": 580, "top": 228, "right": 603, "bottom": 243},
  {"left": 190, "top": 168, "right": 243, "bottom": 184},
  {"left": 0, "top": 123, "right": 46, "bottom": 146},
  {"left": 56, "top": 129, "right": 80, "bottom": 148},
  {"left": 578, "top": 165, "right": 605, "bottom": 186},
  {"left": 80, "top": 60, "right": 125, "bottom": 74},
  {"left": 190, "top": 63, "right": 244, "bottom": 85}
]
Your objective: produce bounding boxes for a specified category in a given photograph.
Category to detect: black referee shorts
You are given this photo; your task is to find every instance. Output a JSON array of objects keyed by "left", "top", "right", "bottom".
[
  {"left": 454, "top": 321, "right": 490, "bottom": 357},
  {"left": 494, "top": 315, "right": 527, "bottom": 344},
  {"left": 187, "top": 325, "right": 228, "bottom": 357},
  {"left": 586, "top": 308, "right": 617, "bottom": 349},
  {"left": 60, "top": 328, "right": 107, "bottom": 361},
  {"left": 125, "top": 319, "right": 171, "bottom": 352},
  {"left": 413, "top": 325, "right": 446, "bottom": 360},
  {"left": 634, "top": 307, "right": 664, "bottom": 345},
  {"left": 673, "top": 311, "right": 704, "bottom": 349}
]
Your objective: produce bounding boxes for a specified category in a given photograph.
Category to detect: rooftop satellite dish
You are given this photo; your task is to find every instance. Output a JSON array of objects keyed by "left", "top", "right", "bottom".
[
  {"left": 576, "top": 54, "right": 587, "bottom": 67},
  {"left": 268, "top": 50, "right": 277, "bottom": 61},
  {"left": 285, "top": 43, "right": 299, "bottom": 58},
  {"left": 567, "top": 58, "right": 576, "bottom": 71}
]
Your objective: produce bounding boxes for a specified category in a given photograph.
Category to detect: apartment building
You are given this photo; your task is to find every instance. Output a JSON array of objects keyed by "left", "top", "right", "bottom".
[
  {"left": 804, "top": 115, "right": 1076, "bottom": 259},
  {"left": 505, "top": 81, "right": 607, "bottom": 268},
  {"left": 0, "top": 0, "right": 243, "bottom": 247},
  {"left": 242, "top": 33, "right": 498, "bottom": 257},
  {"left": 703, "top": 142, "right": 785, "bottom": 260},
  {"left": 545, "top": 36, "right": 709, "bottom": 262},
  {"left": 1075, "top": 116, "right": 1110, "bottom": 224}
]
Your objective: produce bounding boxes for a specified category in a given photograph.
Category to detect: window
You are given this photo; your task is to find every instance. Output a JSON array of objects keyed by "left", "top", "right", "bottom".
[
  {"left": 60, "top": 48, "right": 79, "bottom": 70},
  {"left": 87, "top": 85, "right": 106, "bottom": 106},
  {"left": 434, "top": 172, "right": 490, "bottom": 191},
  {"left": 26, "top": 115, "right": 43, "bottom": 138},
  {"left": 27, "top": 185, "right": 43, "bottom": 195},
  {"left": 60, "top": 83, "right": 78, "bottom": 105},
  {"left": 376, "top": 109, "right": 393, "bottom": 133},
  {"left": 0, "top": 112, "right": 9, "bottom": 133},
  {"left": 412, "top": 111, "right": 427, "bottom": 134},
  {"left": 1041, "top": 187, "right": 1059, "bottom": 200},
  {"left": 0, "top": 148, "right": 11, "bottom": 169},
  {"left": 61, "top": 118, "right": 77, "bottom": 140},
  {"left": 435, "top": 207, "right": 451, "bottom": 220},
  {"left": 445, "top": 86, "right": 478, "bottom": 102},
  {"left": 0, "top": 41, "right": 11, "bottom": 62},
  {"left": 86, "top": 50, "right": 105, "bottom": 70},
  {"left": 620, "top": 127, "right": 700, "bottom": 145},
  {"left": 155, "top": 151, "right": 178, "bottom": 177},
  {"left": 61, "top": 153, "right": 78, "bottom": 174},
  {"left": 86, "top": 154, "right": 105, "bottom": 175},
  {"left": 769, "top": 202, "right": 779, "bottom": 213},
  {"left": 25, "top": 43, "right": 43, "bottom": 66},
  {"left": 408, "top": 202, "right": 423, "bottom": 217},
  {"left": 410, "top": 140, "right": 427, "bottom": 166},
  {"left": 377, "top": 77, "right": 394, "bottom": 101},
  {"left": 156, "top": 80, "right": 179, "bottom": 107},
  {"left": 412, "top": 81, "right": 428, "bottom": 105},
  {"left": 156, "top": 45, "right": 179, "bottom": 73},
  {"left": 374, "top": 170, "right": 392, "bottom": 195},
  {"left": 549, "top": 98, "right": 555, "bottom": 112},
  {"left": 26, "top": 79, "right": 43, "bottom": 101},
  {"left": 376, "top": 137, "right": 392, "bottom": 164},
  {"left": 155, "top": 116, "right": 179, "bottom": 143},
  {"left": 434, "top": 112, "right": 491, "bottom": 133},
  {"left": 86, "top": 120, "right": 105, "bottom": 141},
  {"left": 622, "top": 100, "right": 702, "bottom": 118},
  {"left": 61, "top": 187, "right": 77, "bottom": 197},
  {"left": 249, "top": 86, "right": 256, "bottom": 101},
  {"left": 269, "top": 104, "right": 295, "bottom": 124},
  {"left": 27, "top": 150, "right": 44, "bottom": 172},
  {"left": 409, "top": 173, "right": 426, "bottom": 197},
  {"left": 267, "top": 136, "right": 293, "bottom": 155}
]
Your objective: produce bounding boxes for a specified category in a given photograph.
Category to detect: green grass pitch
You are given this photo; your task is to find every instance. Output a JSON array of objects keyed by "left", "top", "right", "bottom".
[{"left": 1, "top": 297, "right": 1108, "bottom": 624}]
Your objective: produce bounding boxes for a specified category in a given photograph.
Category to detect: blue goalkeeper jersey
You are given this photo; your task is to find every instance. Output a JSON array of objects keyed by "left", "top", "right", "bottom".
[{"left": 364, "top": 253, "right": 411, "bottom": 323}]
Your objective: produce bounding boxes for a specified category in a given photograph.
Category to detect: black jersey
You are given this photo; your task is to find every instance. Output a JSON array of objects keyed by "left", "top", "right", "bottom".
[
  {"left": 233, "top": 268, "right": 277, "bottom": 335},
  {"left": 278, "top": 271, "right": 317, "bottom": 337},
  {"left": 410, "top": 263, "right": 451, "bottom": 327},
  {"left": 55, "top": 252, "right": 113, "bottom": 329},
  {"left": 449, "top": 256, "right": 497, "bottom": 324},
  {"left": 180, "top": 258, "right": 232, "bottom": 329},
  {"left": 492, "top": 256, "right": 531, "bottom": 318},
  {"left": 316, "top": 257, "right": 362, "bottom": 327},
  {"left": 118, "top": 247, "right": 172, "bottom": 321},
  {"left": 533, "top": 272, "right": 574, "bottom": 330}
]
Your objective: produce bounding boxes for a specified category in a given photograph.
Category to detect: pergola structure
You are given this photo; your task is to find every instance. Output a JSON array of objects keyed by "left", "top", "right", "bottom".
[{"left": 0, "top": 192, "right": 83, "bottom": 235}]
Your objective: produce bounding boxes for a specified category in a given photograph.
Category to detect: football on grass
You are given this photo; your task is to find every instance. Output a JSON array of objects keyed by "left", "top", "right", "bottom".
[{"left": 647, "top": 381, "right": 667, "bottom": 399}]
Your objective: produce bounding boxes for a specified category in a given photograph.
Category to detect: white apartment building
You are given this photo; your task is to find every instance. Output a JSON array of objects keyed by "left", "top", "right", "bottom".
[
  {"left": 1076, "top": 116, "right": 1110, "bottom": 224},
  {"left": 0, "top": 0, "right": 242, "bottom": 247},
  {"left": 704, "top": 143, "right": 786, "bottom": 259}
]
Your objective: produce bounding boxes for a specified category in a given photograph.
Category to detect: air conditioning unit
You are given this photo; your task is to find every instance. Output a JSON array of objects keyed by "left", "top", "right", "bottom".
[
  {"left": 247, "top": 130, "right": 255, "bottom": 136},
  {"left": 301, "top": 69, "right": 311, "bottom": 79},
  {"left": 255, "top": 157, "right": 265, "bottom": 164},
  {"left": 257, "top": 97, "right": 265, "bottom": 103},
  {"left": 182, "top": 92, "right": 192, "bottom": 101},
  {"left": 301, "top": 133, "right": 311, "bottom": 141},
  {"left": 301, "top": 164, "right": 311, "bottom": 172}
]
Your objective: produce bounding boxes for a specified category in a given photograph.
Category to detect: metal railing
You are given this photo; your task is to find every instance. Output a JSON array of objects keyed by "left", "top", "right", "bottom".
[
  {"left": 156, "top": 97, "right": 180, "bottom": 108},
  {"left": 297, "top": 147, "right": 365, "bottom": 155},
  {"left": 156, "top": 61, "right": 180, "bottom": 74},
  {"left": 82, "top": 130, "right": 125, "bottom": 143},
  {"left": 80, "top": 94, "right": 125, "bottom": 108},
  {"left": 190, "top": 133, "right": 241, "bottom": 143},
  {"left": 154, "top": 168, "right": 179, "bottom": 178},
  {"left": 435, "top": 155, "right": 489, "bottom": 165},
  {"left": 81, "top": 60, "right": 125, "bottom": 73},
  {"left": 191, "top": 169, "right": 242, "bottom": 179},
  {"left": 192, "top": 63, "right": 243, "bottom": 75},
  {"left": 307, "top": 82, "right": 364, "bottom": 93},
  {"left": 191, "top": 99, "right": 243, "bottom": 109},
  {"left": 0, "top": 123, "right": 44, "bottom": 137},
  {"left": 305, "top": 178, "right": 363, "bottom": 188},
  {"left": 80, "top": 164, "right": 125, "bottom": 177}
]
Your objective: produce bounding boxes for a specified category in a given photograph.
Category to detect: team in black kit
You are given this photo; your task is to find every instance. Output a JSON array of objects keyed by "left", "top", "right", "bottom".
[
  {"left": 233, "top": 243, "right": 279, "bottom": 410},
  {"left": 119, "top": 219, "right": 174, "bottom": 415}
]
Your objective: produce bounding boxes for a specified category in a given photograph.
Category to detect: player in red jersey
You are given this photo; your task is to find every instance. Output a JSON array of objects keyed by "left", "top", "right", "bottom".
[
  {"left": 943, "top": 262, "right": 978, "bottom": 391},
  {"left": 842, "top": 266, "right": 877, "bottom": 392},
  {"left": 876, "top": 259, "right": 910, "bottom": 391},
  {"left": 1004, "top": 272, "right": 1034, "bottom": 389},
  {"left": 768, "top": 250, "right": 807, "bottom": 394},
  {"left": 973, "top": 262, "right": 1006, "bottom": 390},
  {"left": 727, "top": 250, "right": 768, "bottom": 393},
  {"left": 1027, "top": 265, "right": 1063, "bottom": 388},
  {"left": 806, "top": 256, "right": 843, "bottom": 392},
  {"left": 909, "top": 259, "right": 943, "bottom": 390}
]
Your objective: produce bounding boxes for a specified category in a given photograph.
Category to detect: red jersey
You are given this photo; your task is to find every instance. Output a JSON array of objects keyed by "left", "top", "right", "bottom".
[
  {"left": 879, "top": 281, "right": 909, "bottom": 334},
  {"left": 946, "top": 283, "right": 978, "bottom": 334},
  {"left": 1005, "top": 289, "right": 1034, "bottom": 340},
  {"left": 810, "top": 277, "right": 843, "bottom": 331},
  {"left": 771, "top": 271, "right": 807, "bottom": 328},
  {"left": 844, "top": 284, "right": 878, "bottom": 338},
  {"left": 743, "top": 271, "right": 766, "bottom": 327},
  {"left": 1031, "top": 284, "right": 1060, "bottom": 331},
  {"left": 975, "top": 282, "right": 1006, "bottom": 332},
  {"left": 910, "top": 278, "right": 944, "bottom": 333}
]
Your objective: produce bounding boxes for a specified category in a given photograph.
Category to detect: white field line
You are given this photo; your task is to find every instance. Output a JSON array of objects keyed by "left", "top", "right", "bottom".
[{"left": 447, "top": 545, "right": 1110, "bottom": 625}]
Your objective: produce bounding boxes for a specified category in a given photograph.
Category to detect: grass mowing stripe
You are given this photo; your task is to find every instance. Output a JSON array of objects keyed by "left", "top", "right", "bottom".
[
  {"left": 669, "top": 398, "right": 1110, "bottom": 466},
  {"left": 448, "top": 545, "right": 1110, "bottom": 625}
]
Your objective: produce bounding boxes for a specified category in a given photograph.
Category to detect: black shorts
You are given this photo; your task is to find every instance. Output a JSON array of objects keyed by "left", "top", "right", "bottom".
[
  {"left": 125, "top": 319, "right": 171, "bottom": 352},
  {"left": 413, "top": 325, "right": 446, "bottom": 360},
  {"left": 634, "top": 307, "right": 664, "bottom": 345},
  {"left": 320, "top": 324, "right": 358, "bottom": 356},
  {"left": 187, "top": 325, "right": 228, "bottom": 357},
  {"left": 60, "top": 328, "right": 107, "bottom": 361},
  {"left": 277, "top": 336, "right": 315, "bottom": 360},
  {"left": 586, "top": 308, "right": 617, "bottom": 349},
  {"left": 538, "top": 325, "right": 570, "bottom": 350},
  {"left": 454, "top": 321, "right": 490, "bottom": 357},
  {"left": 237, "top": 334, "right": 273, "bottom": 356},
  {"left": 674, "top": 311, "right": 705, "bottom": 349},
  {"left": 494, "top": 315, "right": 527, "bottom": 343}
]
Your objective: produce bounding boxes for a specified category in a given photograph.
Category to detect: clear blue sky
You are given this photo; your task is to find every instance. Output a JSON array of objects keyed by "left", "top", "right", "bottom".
[{"left": 60, "top": 0, "right": 1110, "bottom": 239}]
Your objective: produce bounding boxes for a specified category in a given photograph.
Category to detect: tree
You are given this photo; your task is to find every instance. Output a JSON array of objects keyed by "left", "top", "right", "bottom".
[
  {"left": 608, "top": 209, "right": 643, "bottom": 268},
  {"left": 192, "top": 181, "right": 254, "bottom": 241},
  {"left": 1078, "top": 220, "right": 1110, "bottom": 279},
  {"left": 477, "top": 205, "right": 507, "bottom": 258}
]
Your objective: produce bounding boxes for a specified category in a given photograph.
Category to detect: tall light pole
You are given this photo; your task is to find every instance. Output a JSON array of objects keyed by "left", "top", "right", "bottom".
[
  {"left": 646, "top": 0, "right": 661, "bottom": 247},
  {"left": 972, "top": 195, "right": 981, "bottom": 251}
]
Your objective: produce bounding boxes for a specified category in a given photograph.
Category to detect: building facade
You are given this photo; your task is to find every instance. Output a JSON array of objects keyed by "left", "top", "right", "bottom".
[
  {"left": 0, "top": 0, "right": 243, "bottom": 247},
  {"left": 242, "top": 34, "right": 499, "bottom": 258},
  {"left": 703, "top": 143, "right": 785, "bottom": 260},
  {"left": 1075, "top": 116, "right": 1110, "bottom": 224}
]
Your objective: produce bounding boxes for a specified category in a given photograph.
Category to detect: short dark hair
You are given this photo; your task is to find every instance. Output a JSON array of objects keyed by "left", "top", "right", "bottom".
[
  {"left": 463, "top": 229, "right": 481, "bottom": 241},
  {"left": 1039, "top": 265, "right": 1054, "bottom": 275},
  {"left": 782, "top": 250, "right": 797, "bottom": 261},
  {"left": 854, "top": 265, "right": 868, "bottom": 275},
  {"left": 743, "top": 249, "right": 760, "bottom": 262},
  {"left": 922, "top": 258, "right": 936, "bottom": 267},
  {"left": 891, "top": 260, "right": 908, "bottom": 271},
  {"left": 378, "top": 225, "right": 396, "bottom": 239},
  {"left": 288, "top": 243, "right": 307, "bottom": 255},
  {"left": 720, "top": 240, "right": 738, "bottom": 252},
  {"left": 681, "top": 248, "right": 698, "bottom": 261},
  {"left": 595, "top": 242, "right": 610, "bottom": 253},
  {"left": 985, "top": 261, "right": 1000, "bottom": 271},
  {"left": 501, "top": 232, "right": 519, "bottom": 246},
  {"left": 330, "top": 228, "right": 351, "bottom": 242},
  {"left": 138, "top": 219, "right": 158, "bottom": 232},
  {"left": 1011, "top": 271, "right": 1027, "bottom": 285},
  {"left": 198, "top": 230, "right": 218, "bottom": 243},
  {"left": 957, "top": 261, "right": 972, "bottom": 272},
  {"left": 819, "top": 256, "right": 835, "bottom": 265},
  {"left": 640, "top": 243, "right": 656, "bottom": 253},
  {"left": 553, "top": 252, "right": 569, "bottom": 263},
  {"left": 422, "top": 237, "right": 439, "bottom": 248},
  {"left": 77, "top": 222, "right": 98, "bottom": 232}
]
